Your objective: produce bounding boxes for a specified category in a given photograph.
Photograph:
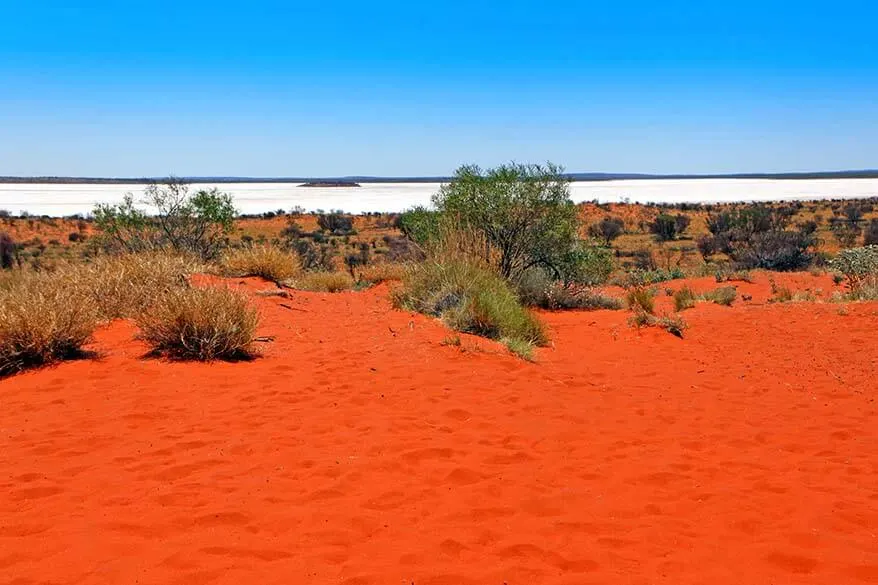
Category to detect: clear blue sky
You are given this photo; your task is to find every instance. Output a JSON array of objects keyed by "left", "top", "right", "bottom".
[{"left": 1, "top": 0, "right": 876, "bottom": 177}]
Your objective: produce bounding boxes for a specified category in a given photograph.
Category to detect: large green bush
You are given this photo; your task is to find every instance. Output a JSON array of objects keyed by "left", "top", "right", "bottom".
[
  {"left": 94, "top": 178, "right": 236, "bottom": 260},
  {"left": 831, "top": 245, "right": 878, "bottom": 295},
  {"left": 428, "top": 163, "right": 579, "bottom": 281},
  {"left": 702, "top": 205, "right": 815, "bottom": 270},
  {"left": 557, "top": 243, "right": 614, "bottom": 286}
]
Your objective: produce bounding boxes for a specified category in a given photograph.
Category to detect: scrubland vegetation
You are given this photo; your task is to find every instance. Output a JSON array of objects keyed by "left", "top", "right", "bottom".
[{"left": 2, "top": 167, "right": 878, "bottom": 376}]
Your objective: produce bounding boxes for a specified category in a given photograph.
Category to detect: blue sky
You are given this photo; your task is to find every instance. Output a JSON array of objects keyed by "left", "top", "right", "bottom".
[{"left": 1, "top": 0, "right": 876, "bottom": 177}]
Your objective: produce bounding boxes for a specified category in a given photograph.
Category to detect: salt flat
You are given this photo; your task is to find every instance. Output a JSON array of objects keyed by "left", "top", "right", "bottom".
[{"left": 1, "top": 178, "right": 877, "bottom": 216}]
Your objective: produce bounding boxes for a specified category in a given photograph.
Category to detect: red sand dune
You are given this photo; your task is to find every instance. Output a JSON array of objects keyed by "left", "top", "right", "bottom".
[{"left": 2, "top": 274, "right": 877, "bottom": 584}]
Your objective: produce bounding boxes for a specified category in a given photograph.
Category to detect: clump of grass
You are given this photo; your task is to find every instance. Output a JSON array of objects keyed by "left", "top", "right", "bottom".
[
  {"left": 394, "top": 260, "right": 547, "bottom": 356},
  {"left": 440, "top": 334, "right": 462, "bottom": 347},
  {"left": 625, "top": 286, "right": 656, "bottom": 314},
  {"left": 222, "top": 245, "right": 300, "bottom": 283},
  {"left": 136, "top": 286, "right": 259, "bottom": 361},
  {"left": 293, "top": 271, "right": 356, "bottom": 292},
  {"left": 715, "top": 269, "right": 754, "bottom": 283},
  {"left": 543, "top": 282, "right": 623, "bottom": 310},
  {"left": 503, "top": 337, "right": 535, "bottom": 361},
  {"left": 673, "top": 286, "right": 697, "bottom": 311},
  {"left": 356, "top": 262, "right": 408, "bottom": 285},
  {"left": 628, "top": 309, "right": 687, "bottom": 338},
  {"left": 656, "top": 314, "right": 687, "bottom": 337},
  {"left": 702, "top": 285, "right": 737, "bottom": 306},
  {"left": 81, "top": 252, "right": 203, "bottom": 320},
  {"left": 768, "top": 279, "right": 817, "bottom": 303},
  {"left": 0, "top": 271, "right": 99, "bottom": 376}
]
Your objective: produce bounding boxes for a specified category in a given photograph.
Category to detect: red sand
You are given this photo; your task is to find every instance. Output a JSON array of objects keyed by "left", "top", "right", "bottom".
[{"left": 2, "top": 274, "right": 877, "bottom": 584}]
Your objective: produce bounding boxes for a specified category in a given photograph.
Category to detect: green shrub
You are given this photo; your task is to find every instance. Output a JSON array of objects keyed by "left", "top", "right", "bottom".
[
  {"left": 650, "top": 213, "right": 690, "bottom": 241},
  {"left": 830, "top": 245, "right": 878, "bottom": 290},
  {"left": 316, "top": 211, "right": 354, "bottom": 234},
  {"left": 398, "top": 206, "right": 441, "bottom": 245},
  {"left": 136, "top": 286, "right": 259, "bottom": 361},
  {"left": 558, "top": 243, "right": 614, "bottom": 285},
  {"left": 617, "top": 267, "right": 685, "bottom": 287},
  {"left": 513, "top": 266, "right": 554, "bottom": 307},
  {"left": 429, "top": 162, "right": 579, "bottom": 281},
  {"left": 588, "top": 216, "right": 624, "bottom": 246},
  {"left": 830, "top": 245, "right": 878, "bottom": 300},
  {"left": 394, "top": 260, "right": 547, "bottom": 353},
  {"left": 703, "top": 206, "right": 814, "bottom": 271},
  {"left": 93, "top": 178, "right": 236, "bottom": 260}
]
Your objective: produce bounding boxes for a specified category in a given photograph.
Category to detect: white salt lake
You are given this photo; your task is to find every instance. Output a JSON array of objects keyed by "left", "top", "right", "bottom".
[{"left": 1, "top": 178, "right": 877, "bottom": 217}]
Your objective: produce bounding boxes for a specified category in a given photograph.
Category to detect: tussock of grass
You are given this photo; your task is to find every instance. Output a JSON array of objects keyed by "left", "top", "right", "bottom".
[
  {"left": 715, "top": 269, "right": 754, "bottom": 283},
  {"left": 136, "top": 286, "right": 259, "bottom": 361},
  {"left": 657, "top": 314, "right": 687, "bottom": 337},
  {"left": 440, "top": 334, "right": 462, "bottom": 347},
  {"left": 82, "top": 252, "right": 203, "bottom": 320},
  {"left": 673, "top": 286, "right": 697, "bottom": 311},
  {"left": 542, "top": 282, "right": 623, "bottom": 310},
  {"left": 0, "top": 271, "right": 99, "bottom": 376},
  {"left": 674, "top": 284, "right": 737, "bottom": 310},
  {"left": 702, "top": 285, "right": 737, "bottom": 306},
  {"left": 356, "top": 262, "right": 408, "bottom": 285},
  {"left": 394, "top": 260, "right": 547, "bottom": 357},
  {"left": 625, "top": 286, "right": 656, "bottom": 314},
  {"left": 223, "top": 245, "right": 300, "bottom": 283},
  {"left": 769, "top": 279, "right": 816, "bottom": 303},
  {"left": 293, "top": 271, "right": 356, "bottom": 292},
  {"left": 503, "top": 337, "right": 535, "bottom": 361},
  {"left": 628, "top": 309, "right": 687, "bottom": 338}
]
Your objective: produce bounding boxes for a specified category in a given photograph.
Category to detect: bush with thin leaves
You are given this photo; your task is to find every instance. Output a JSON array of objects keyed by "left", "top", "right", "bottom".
[
  {"left": 427, "top": 162, "right": 579, "bottom": 281},
  {"left": 830, "top": 245, "right": 878, "bottom": 290},
  {"left": 588, "top": 217, "right": 624, "bottom": 246},
  {"left": 136, "top": 286, "right": 259, "bottom": 361},
  {"left": 93, "top": 178, "right": 236, "bottom": 260},
  {"left": 830, "top": 245, "right": 878, "bottom": 300}
]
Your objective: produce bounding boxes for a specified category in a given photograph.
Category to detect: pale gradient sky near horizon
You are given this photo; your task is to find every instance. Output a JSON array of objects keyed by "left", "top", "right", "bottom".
[{"left": 1, "top": 0, "right": 877, "bottom": 177}]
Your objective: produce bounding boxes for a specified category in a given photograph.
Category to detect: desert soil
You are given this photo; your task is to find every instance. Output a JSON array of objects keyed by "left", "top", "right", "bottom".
[{"left": 2, "top": 274, "right": 877, "bottom": 584}]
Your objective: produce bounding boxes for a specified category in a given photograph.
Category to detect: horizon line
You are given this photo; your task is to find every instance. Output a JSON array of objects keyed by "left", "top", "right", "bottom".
[{"left": 2, "top": 169, "right": 878, "bottom": 184}]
